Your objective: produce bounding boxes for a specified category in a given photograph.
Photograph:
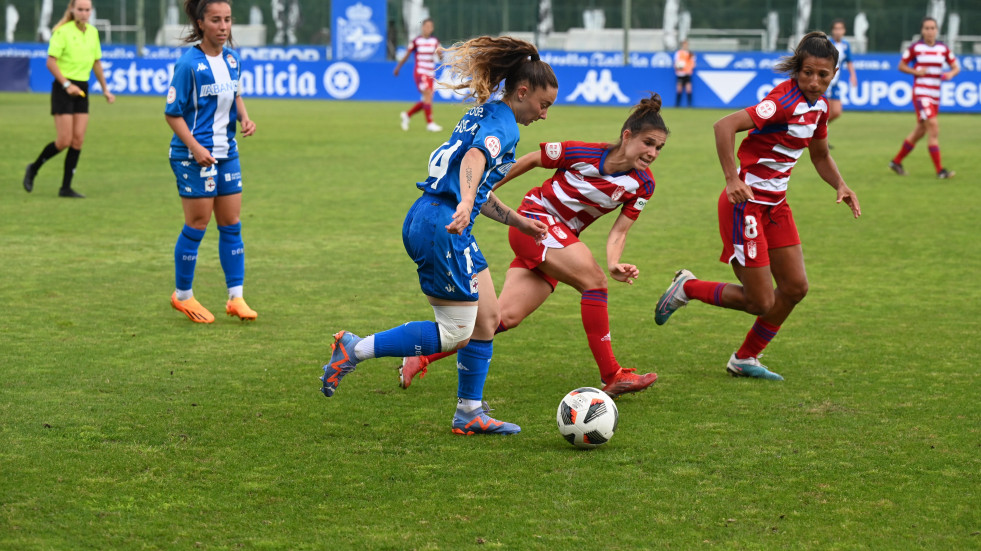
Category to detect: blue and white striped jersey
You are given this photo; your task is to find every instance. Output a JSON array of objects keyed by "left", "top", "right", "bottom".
[
  {"left": 166, "top": 46, "right": 241, "bottom": 160},
  {"left": 418, "top": 100, "right": 520, "bottom": 227}
]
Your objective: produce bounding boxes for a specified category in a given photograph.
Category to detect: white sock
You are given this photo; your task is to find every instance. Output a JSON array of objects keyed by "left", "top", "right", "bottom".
[
  {"left": 228, "top": 285, "right": 243, "bottom": 300},
  {"left": 458, "top": 398, "right": 482, "bottom": 412},
  {"left": 175, "top": 288, "right": 193, "bottom": 301},
  {"left": 353, "top": 335, "right": 375, "bottom": 362}
]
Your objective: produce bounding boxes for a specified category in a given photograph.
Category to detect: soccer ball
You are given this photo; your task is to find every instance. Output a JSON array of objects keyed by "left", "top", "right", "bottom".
[{"left": 556, "top": 387, "right": 618, "bottom": 449}]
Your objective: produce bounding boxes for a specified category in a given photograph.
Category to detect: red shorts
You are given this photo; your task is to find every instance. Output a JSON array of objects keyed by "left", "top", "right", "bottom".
[
  {"left": 414, "top": 73, "right": 434, "bottom": 93},
  {"left": 508, "top": 211, "right": 580, "bottom": 290},
  {"left": 914, "top": 96, "right": 939, "bottom": 121},
  {"left": 718, "top": 190, "right": 800, "bottom": 268}
]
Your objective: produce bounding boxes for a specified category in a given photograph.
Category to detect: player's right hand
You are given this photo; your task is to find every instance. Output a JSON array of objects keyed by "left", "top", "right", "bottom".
[{"left": 445, "top": 202, "right": 473, "bottom": 234}]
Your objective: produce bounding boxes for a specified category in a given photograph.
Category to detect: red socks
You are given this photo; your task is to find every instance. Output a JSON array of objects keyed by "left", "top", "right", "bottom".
[
  {"left": 683, "top": 279, "right": 727, "bottom": 306},
  {"left": 736, "top": 318, "right": 780, "bottom": 359},
  {"left": 928, "top": 145, "right": 942, "bottom": 173},
  {"left": 581, "top": 289, "right": 621, "bottom": 382},
  {"left": 406, "top": 101, "right": 424, "bottom": 117},
  {"left": 893, "top": 140, "right": 914, "bottom": 164}
]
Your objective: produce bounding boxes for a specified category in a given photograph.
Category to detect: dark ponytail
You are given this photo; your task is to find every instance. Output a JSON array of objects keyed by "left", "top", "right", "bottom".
[
  {"left": 617, "top": 92, "right": 669, "bottom": 140},
  {"left": 182, "top": 0, "right": 233, "bottom": 45},
  {"left": 775, "top": 31, "right": 839, "bottom": 77}
]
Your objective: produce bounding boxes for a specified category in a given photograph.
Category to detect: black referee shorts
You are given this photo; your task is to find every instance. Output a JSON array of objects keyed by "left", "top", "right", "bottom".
[{"left": 51, "top": 79, "right": 89, "bottom": 115}]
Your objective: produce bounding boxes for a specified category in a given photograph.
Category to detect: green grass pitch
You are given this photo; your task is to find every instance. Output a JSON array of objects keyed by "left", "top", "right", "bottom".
[{"left": 1, "top": 91, "right": 979, "bottom": 549}]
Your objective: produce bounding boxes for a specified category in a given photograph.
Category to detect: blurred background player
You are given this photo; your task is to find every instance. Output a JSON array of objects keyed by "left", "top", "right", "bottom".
[
  {"left": 673, "top": 39, "right": 695, "bottom": 108},
  {"left": 889, "top": 17, "right": 959, "bottom": 179},
  {"left": 400, "top": 94, "right": 668, "bottom": 398},
  {"left": 23, "top": 0, "right": 115, "bottom": 198},
  {"left": 320, "top": 36, "right": 556, "bottom": 436},
  {"left": 827, "top": 18, "right": 857, "bottom": 126},
  {"left": 165, "top": 0, "right": 258, "bottom": 323},
  {"left": 654, "top": 32, "right": 861, "bottom": 381},
  {"left": 394, "top": 18, "right": 442, "bottom": 132}
]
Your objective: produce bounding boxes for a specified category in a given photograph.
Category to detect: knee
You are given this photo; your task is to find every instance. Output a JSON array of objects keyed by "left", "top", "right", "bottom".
[
  {"left": 499, "top": 307, "right": 522, "bottom": 331},
  {"left": 781, "top": 280, "right": 809, "bottom": 305},
  {"left": 573, "top": 267, "right": 608, "bottom": 293},
  {"left": 433, "top": 305, "right": 478, "bottom": 352},
  {"left": 54, "top": 138, "right": 71, "bottom": 150},
  {"left": 744, "top": 297, "right": 773, "bottom": 317},
  {"left": 71, "top": 137, "right": 85, "bottom": 149}
]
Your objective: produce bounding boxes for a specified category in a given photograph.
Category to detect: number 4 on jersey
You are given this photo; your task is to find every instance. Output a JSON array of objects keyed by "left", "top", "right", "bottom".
[{"left": 427, "top": 139, "right": 463, "bottom": 189}]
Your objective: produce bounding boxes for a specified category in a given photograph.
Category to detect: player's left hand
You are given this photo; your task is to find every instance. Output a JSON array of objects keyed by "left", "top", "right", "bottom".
[
  {"left": 610, "top": 263, "right": 640, "bottom": 285},
  {"left": 104, "top": 91, "right": 115, "bottom": 104},
  {"left": 836, "top": 183, "right": 861, "bottom": 218},
  {"left": 517, "top": 217, "right": 548, "bottom": 245},
  {"left": 240, "top": 118, "right": 256, "bottom": 137}
]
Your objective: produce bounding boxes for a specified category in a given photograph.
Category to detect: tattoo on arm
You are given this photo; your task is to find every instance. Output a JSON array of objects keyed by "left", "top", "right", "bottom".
[
  {"left": 483, "top": 195, "right": 512, "bottom": 224},
  {"left": 465, "top": 167, "right": 473, "bottom": 191}
]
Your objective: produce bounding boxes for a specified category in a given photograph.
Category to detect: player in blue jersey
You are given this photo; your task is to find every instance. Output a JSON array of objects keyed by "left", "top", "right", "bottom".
[
  {"left": 827, "top": 19, "right": 857, "bottom": 125},
  {"left": 165, "top": 0, "right": 257, "bottom": 324},
  {"left": 321, "top": 36, "right": 558, "bottom": 435}
]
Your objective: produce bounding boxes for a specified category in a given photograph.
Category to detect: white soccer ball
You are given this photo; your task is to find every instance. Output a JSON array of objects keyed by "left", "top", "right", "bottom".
[{"left": 556, "top": 387, "right": 618, "bottom": 449}]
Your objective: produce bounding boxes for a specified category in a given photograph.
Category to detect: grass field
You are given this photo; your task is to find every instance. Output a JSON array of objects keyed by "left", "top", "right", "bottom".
[{"left": 1, "top": 91, "right": 979, "bottom": 550}]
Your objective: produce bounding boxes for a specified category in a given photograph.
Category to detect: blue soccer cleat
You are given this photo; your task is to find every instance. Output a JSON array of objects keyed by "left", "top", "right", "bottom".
[
  {"left": 726, "top": 353, "right": 784, "bottom": 381},
  {"left": 654, "top": 269, "right": 695, "bottom": 325},
  {"left": 451, "top": 404, "right": 521, "bottom": 435},
  {"left": 320, "top": 331, "right": 362, "bottom": 397}
]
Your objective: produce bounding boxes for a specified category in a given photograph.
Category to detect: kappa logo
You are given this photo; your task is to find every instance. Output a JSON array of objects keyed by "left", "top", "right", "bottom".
[
  {"left": 699, "top": 71, "right": 758, "bottom": 104},
  {"left": 545, "top": 142, "right": 562, "bottom": 160},
  {"left": 196, "top": 62, "right": 208, "bottom": 72},
  {"left": 566, "top": 69, "right": 630, "bottom": 104},
  {"left": 484, "top": 136, "right": 502, "bottom": 159},
  {"left": 755, "top": 99, "right": 777, "bottom": 119},
  {"left": 180, "top": 161, "right": 191, "bottom": 167}
]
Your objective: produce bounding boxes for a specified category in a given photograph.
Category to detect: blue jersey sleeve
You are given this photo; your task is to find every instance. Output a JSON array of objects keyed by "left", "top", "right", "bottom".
[{"left": 165, "top": 56, "right": 195, "bottom": 117}]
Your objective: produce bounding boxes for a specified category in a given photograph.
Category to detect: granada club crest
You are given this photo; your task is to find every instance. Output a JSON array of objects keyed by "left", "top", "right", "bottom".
[
  {"left": 336, "top": 2, "right": 383, "bottom": 61},
  {"left": 755, "top": 99, "right": 776, "bottom": 119},
  {"left": 545, "top": 142, "right": 562, "bottom": 160},
  {"left": 611, "top": 185, "right": 625, "bottom": 201},
  {"left": 747, "top": 240, "right": 757, "bottom": 259}
]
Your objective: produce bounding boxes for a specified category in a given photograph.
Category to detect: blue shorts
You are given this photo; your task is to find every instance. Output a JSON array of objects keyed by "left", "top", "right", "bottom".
[
  {"left": 170, "top": 157, "right": 243, "bottom": 198},
  {"left": 826, "top": 81, "right": 843, "bottom": 101},
  {"left": 402, "top": 195, "right": 488, "bottom": 302}
]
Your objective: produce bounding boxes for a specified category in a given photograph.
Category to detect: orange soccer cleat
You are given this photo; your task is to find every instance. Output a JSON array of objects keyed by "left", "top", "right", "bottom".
[
  {"left": 171, "top": 292, "right": 215, "bottom": 324},
  {"left": 601, "top": 367, "right": 658, "bottom": 398},
  {"left": 225, "top": 297, "right": 257, "bottom": 321}
]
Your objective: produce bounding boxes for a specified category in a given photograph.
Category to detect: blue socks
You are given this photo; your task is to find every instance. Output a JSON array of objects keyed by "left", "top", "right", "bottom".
[
  {"left": 456, "top": 338, "right": 492, "bottom": 401},
  {"left": 174, "top": 224, "right": 205, "bottom": 291},
  {"left": 217, "top": 222, "right": 244, "bottom": 288},
  {"left": 372, "top": 321, "right": 442, "bottom": 358}
]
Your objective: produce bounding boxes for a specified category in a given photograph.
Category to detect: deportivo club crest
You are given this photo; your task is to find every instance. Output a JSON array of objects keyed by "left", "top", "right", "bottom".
[{"left": 336, "top": 2, "right": 383, "bottom": 61}]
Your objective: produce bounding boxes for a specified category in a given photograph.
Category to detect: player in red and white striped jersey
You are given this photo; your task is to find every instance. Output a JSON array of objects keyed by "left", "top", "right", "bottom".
[
  {"left": 394, "top": 19, "right": 443, "bottom": 132},
  {"left": 654, "top": 32, "right": 861, "bottom": 381},
  {"left": 399, "top": 94, "right": 668, "bottom": 398},
  {"left": 890, "top": 17, "right": 960, "bottom": 178}
]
